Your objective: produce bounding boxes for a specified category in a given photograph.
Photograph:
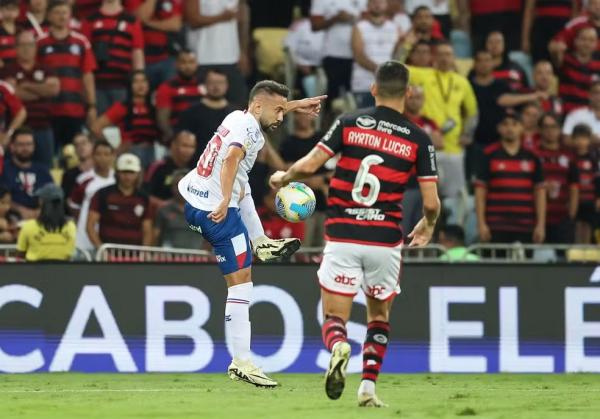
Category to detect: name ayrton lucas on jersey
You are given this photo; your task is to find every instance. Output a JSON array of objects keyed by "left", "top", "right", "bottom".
[{"left": 346, "top": 129, "right": 415, "bottom": 160}]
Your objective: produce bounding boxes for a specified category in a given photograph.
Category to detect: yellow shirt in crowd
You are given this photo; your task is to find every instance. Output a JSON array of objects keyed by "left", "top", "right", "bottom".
[
  {"left": 17, "top": 220, "right": 77, "bottom": 262},
  {"left": 408, "top": 66, "right": 478, "bottom": 154}
]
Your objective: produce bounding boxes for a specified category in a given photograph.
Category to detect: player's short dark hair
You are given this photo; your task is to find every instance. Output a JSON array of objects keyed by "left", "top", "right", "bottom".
[
  {"left": 11, "top": 126, "right": 34, "bottom": 143},
  {"left": 249, "top": 80, "right": 290, "bottom": 101},
  {"left": 572, "top": 123, "right": 592, "bottom": 138},
  {"left": 0, "top": 184, "right": 9, "bottom": 199},
  {"left": 93, "top": 139, "right": 114, "bottom": 152},
  {"left": 374, "top": 60, "right": 409, "bottom": 98},
  {"left": 0, "top": 0, "right": 19, "bottom": 8},
  {"left": 47, "top": 0, "right": 71, "bottom": 12},
  {"left": 440, "top": 224, "right": 465, "bottom": 244}
]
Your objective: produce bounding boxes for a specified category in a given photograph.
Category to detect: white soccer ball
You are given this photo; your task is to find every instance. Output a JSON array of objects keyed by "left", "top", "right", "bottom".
[{"left": 275, "top": 182, "right": 316, "bottom": 223}]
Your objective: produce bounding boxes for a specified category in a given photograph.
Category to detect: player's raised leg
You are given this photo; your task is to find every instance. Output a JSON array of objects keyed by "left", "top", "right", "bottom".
[
  {"left": 357, "top": 297, "right": 393, "bottom": 408},
  {"left": 239, "top": 187, "right": 301, "bottom": 261},
  {"left": 321, "top": 290, "right": 353, "bottom": 400}
]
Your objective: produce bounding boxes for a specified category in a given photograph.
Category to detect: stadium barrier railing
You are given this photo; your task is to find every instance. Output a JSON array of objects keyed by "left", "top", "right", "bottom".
[
  {"left": 0, "top": 245, "right": 92, "bottom": 262},
  {"left": 95, "top": 243, "right": 213, "bottom": 263},
  {"left": 465, "top": 244, "right": 600, "bottom": 263}
]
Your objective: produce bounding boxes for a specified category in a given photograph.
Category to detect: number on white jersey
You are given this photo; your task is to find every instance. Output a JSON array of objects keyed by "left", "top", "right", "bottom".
[{"left": 196, "top": 135, "right": 223, "bottom": 177}]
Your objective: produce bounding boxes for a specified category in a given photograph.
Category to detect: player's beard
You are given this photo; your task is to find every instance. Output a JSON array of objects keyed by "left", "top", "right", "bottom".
[{"left": 261, "top": 120, "right": 281, "bottom": 132}]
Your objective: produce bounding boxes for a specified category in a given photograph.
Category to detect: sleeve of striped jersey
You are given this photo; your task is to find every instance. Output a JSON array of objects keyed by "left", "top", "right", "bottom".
[
  {"left": 131, "top": 20, "right": 144, "bottom": 49},
  {"left": 104, "top": 102, "right": 127, "bottom": 124},
  {"left": 155, "top": 83, "right": 172, "bottom": 108},
  {"left": 317, "top": 118, "right": 343, "bottom": 157},
  {"left": 81, "top": 37, "right": 97, "bottom": 73},
  {"left": 1, "top": 85, "right": 24, "bottom": 116},
  {"left": 415, "top": 131, "right": 438, "bottom": 182}
]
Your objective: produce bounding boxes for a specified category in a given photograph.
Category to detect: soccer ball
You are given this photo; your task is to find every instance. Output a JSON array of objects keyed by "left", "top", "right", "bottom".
[{"left": 275, "top": 182, "right": 316, "bottom": 223}]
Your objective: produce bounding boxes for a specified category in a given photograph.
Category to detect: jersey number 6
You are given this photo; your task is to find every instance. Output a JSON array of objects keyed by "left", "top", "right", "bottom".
[
  {"left": 196, "top": 135, "right": 223, "bottom": 178},
  {"left": 352, "top": 154, "right": 384, "bottom": 206}
]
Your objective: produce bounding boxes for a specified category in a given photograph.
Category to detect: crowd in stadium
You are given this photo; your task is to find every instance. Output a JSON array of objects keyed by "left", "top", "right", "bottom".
[{"left": 0, "top": 0, "right": 599, "bottom": 261}]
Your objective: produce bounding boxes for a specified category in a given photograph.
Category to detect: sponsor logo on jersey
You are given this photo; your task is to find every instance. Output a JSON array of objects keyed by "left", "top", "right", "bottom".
[
  {"left": 187, "top": 184, "right": 209, "bottom": 198},
  {"left": 345, "top": 208, "right": 386, "bottom": 221},
  {"left": 356, "top": 115, "right": 377, "bottom": 129},
  {"left": 216, "top": 255, "right": 227, "bottom": 262},
  {"left": 334, "top": 274, "right": 357, "bottom": 286},
  {"left": 377, "top": 120, "right": 410, "bottom": 135},
  {"left": 323, "top": 119, "right": 341, "bottom": 142}
]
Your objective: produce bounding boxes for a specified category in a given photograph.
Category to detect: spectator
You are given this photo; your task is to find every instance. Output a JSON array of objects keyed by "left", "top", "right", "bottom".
[
  {"left": 557, "top": 25, "right": 600, "bottom": 114},
  {"left": 531, "top": 60, "right": 563, "bottom": 117},
  {"left": 279, "top": 112, "right": 331, "bottom": 248},
  {"left": 0, "top": 127, "right": 53, "bottom": 219},
  {"left": 38, "top": 0, "right": 96, "bottom": 150},
  {"left": 156, "top": 49, "right": 205, "bottom": 142},
  {"left": 351, "top": 0, "right": 400, "bottom": 108},
  {"left": 475, "top": 113, "right": 546, "bottom": 245},
  {"left": 387, "top": 0, "right": 411, "bottom": 36},
  {"left": 16, "top": 183, "right": 76, "bottom": 261},
  {"left": 483, "top": 31, "right": 529, "bottom": 92},
  {"left": 407, "top": 41, "right": 478, "bottom": 199},
  {"left": 0, "top": 79, "right": 27, "bottom": 149},
  {"left": 86, "top": 153, "right": 152, "bottom": 248},
  {"left": 563, "top": 80, "right": 600, "bottom": 146},
  {"left": 537, "top": 113, "right": 579, "bottom": 243},
  {"left": 458, "top": 0, "right": 523, "bottom": 52},
  {"left": 521, "top": 102, "right": 542, "bottom": 150},
  {"left": 284, "top": 13, "right": 325, "bottom": 97},
  {"left": 550, "top": 0, "right": 600, "bottom": 63},
  {"left": 402, "top": 84, "right": 442, "bottom": 234},
  {"left": 177, "top": 68, "right": 235, "bottom": 160},
  {"left": 0, "top": 0, "right": 19, "bottom": 69},
  {"left": 572, "top": 124, "right": 599, "bottom": 244},
  {"left": 184, "top": 0, "right": 250, "bottom": 107},
  {"left": 406, "top": 40, "right": 432, "bottom": 67},
  {"left": 153, "top": 168, "right": 204, "bottom": 248},
  {"left": 310, "top": 0, "right": 367, "bottom": 104},
  {"left": 522, "top": 0, "right": 579, "bottom": 62},
  {"left": 82, "top": 0, "right": 144, "bottom": 114},
  {"left": 20, "top": 0, "right": 49, "bottom": 37},
  {"left": 92, "top": 70, "right": 159, "bottom": 168},
  {"left": 438, "top": 224, "right": 479, "bottom": 261},
  {"left": 145, "top": 130, "right": 196, "bottom": 205},
  {"left": 0, "top": 184, "right": 18, "bottom": 243},
  {"left": 6, "top": 30, "right": 60, "bottom": 169},
  {"left": 70, "top": 139, "right": 115, "bottom": 251},
  {"left": 396, "top": 6, "right": 443, "bottom": 62},
  {"left": 404, "top": 0, "right": 449, "bottom": 37},
  {"left": 134, "top": 0, "right": 183, "bottom": 89},
  {"left": 61, "top": 132, "right": 93, "bottom": 201}
]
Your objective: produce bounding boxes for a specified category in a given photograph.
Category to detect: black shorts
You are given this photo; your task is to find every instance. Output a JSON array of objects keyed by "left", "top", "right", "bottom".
[{"left": 576, "top": 202, "right": 597, "bottom": 225}]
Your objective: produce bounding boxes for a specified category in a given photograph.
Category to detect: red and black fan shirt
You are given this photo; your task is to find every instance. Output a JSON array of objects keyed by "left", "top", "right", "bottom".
[
  {"left": 105, "top": 100, "right": 159, "bottom": 145},
  {"left": 155, "top": 76, "right": 205, "bottom": 126},
  {"left": 81, "top": 10, "right": 144, "bottom": 88},
  {"left": 559, "top": 52, "right": 600, "bottom": 113},
  {"left": 37, "top": 31, "right": 96, "bottom": 118},
  {"left": 537, "top": 146, "right": 579, "bottom": 224},
  {"left": 475, "top": 142, "right": 545, "bottom": 233},
  {"left": 576, "top": 153, "right": 600, "bottom": 205},
  {"left": 317, "top": 106, "right": 438, "bottom": 247},
  {"left": 536, "top": 0, "right": 576, "bottom": 19},
  {"left": 0, "top": 80, "right": 24, "bottom": 131},
  {"left": 139, "top": 0, "right": 182, "bottom": 64},
  {"left": 0, "top": 26, "right": 16, "bottom": 69}
]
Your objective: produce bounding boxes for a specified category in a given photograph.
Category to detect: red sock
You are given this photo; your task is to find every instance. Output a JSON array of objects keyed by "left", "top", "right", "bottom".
[
  {"left": 362, "top": 321, "right": 390, "bottom": 383},
  {"left": 322, "top": 316, "right": 347, "bottom": 351}
]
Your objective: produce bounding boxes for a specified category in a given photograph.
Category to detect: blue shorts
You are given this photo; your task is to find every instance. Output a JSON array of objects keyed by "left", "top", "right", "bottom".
[{"left": 184, "top": 203, "right": 252, "bottom": 275}]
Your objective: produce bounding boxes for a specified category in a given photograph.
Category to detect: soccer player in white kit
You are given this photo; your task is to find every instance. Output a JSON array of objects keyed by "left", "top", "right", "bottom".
[{"left": 179, "top": 80, "right": 325, "bottom": 387}]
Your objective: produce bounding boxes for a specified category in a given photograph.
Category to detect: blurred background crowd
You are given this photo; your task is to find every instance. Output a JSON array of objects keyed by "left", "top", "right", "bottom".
[{"left": 0, "top": 0, "right": 599, "bottom": 261}]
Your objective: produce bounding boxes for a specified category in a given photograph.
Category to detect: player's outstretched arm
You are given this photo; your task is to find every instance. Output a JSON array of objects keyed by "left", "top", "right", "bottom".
[
  {"left": 209, "top": 146, "right": 245, "bottom": 223},
  {"left": 285, "top": 95, "right": 327, "bottom": 117},
  {"left": 407, "top": 181, "right": 440, "bottom": 247},
  {"left": 269, "top": 146, "right": 330, "bottom": 189}
]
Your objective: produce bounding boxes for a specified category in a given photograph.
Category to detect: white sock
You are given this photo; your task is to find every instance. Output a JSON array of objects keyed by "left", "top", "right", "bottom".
[
  {"left": 358, "top": 379, "right": 375, "bottom": 395},
  {"left": 225, "top": 282, "right": 253, "bottom": 362},
  {"left": 239, "top": 189, "right": 265, "bottom": 243}
]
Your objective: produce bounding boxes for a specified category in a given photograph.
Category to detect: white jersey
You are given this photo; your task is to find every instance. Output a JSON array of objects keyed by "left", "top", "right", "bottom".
[{"left": 179, "top": 110, "right": 265, "bottom": 211}]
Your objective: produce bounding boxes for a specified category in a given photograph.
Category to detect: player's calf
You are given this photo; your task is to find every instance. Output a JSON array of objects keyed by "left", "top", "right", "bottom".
[
  {"left": 322, "top": 316, "right": 350, "bottom": 400},
  {"left": 357, "top": 321, "right": 390, "bottom": 407}
]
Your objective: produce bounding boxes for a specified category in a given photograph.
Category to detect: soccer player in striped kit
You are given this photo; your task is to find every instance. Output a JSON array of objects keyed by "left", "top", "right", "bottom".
[{"left": 270, "top": 61, "right": 441, "bottom": 407}]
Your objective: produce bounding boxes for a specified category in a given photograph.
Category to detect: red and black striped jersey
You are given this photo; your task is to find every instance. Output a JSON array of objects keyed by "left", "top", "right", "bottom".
[
  {"left": 17, "top": 14, "right": 49, "bottom": 38},
  {"left": 535, "top": 0, "right": 575, "bottom": 19},
  {"left": 539, "top": 95, "right": 563, "bottom": 117},
  {"left": 559, "top": 52, "right": 600, "bottom": 113},
  {"left": 37, "top": 31, "right": 96, "bottom": 118},
  {"left": 554, "top": 15, "right": 600, "bottom": 51},
  {"left": 493, "top": 60, "right": 529, "bottom": 92},
  {"left": 475, "top": 142, "right": 545, "bottom": 233},
  {"left": 155, "top": 76, "right": 206, "bottom": 126},
  {"left": 81, "top": 10, "right": 144, "bottom": 88},
  {"left": 0, "top": 80, "right": 24, "bottom": 132},
  {"left": 317, "top": 106, "right": 438, "bottom": 247},
  {"left": 537, "top": 146, "right": 579, "bottom": 224},
  {"left": 576, "top": 153, "right": 599, "bottom": 204},
  {"left": 0, "top": 26, "right": 16, "bottom": 69},
  {"left": 105, "top": 100, "right": 159, "bottom": 144},
  {"left": 141, "top": 0, "right": 182, "bottom": 64},
  {"left": 89, "top": 184, "right": 151, "bottom": 245},
  {"left": 5, "top": 62, "right": 56, "bottom": 129},
  {"left": 74, "top": 0, "right": 141, "bottom": 21}
]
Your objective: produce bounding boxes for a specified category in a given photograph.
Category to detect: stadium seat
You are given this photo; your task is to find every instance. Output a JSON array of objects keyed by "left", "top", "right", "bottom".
[{"left": 450, "top": 30, "right": 472, "bottom": 59}]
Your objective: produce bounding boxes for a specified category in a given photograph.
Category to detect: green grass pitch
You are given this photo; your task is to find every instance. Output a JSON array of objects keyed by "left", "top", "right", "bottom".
[{"left": 1, "top": 374, "right": 599, "bottom": 418}]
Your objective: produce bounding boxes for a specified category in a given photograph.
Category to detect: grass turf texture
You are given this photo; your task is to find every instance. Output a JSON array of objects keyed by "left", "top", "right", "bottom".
[{"left": 1, "top": 374, "right": 599, "bottom": 419}]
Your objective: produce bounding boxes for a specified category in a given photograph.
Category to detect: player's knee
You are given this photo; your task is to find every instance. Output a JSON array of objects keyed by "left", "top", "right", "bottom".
[{"left": 225, "top": 267, "right": 252, "bottom": 287}]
